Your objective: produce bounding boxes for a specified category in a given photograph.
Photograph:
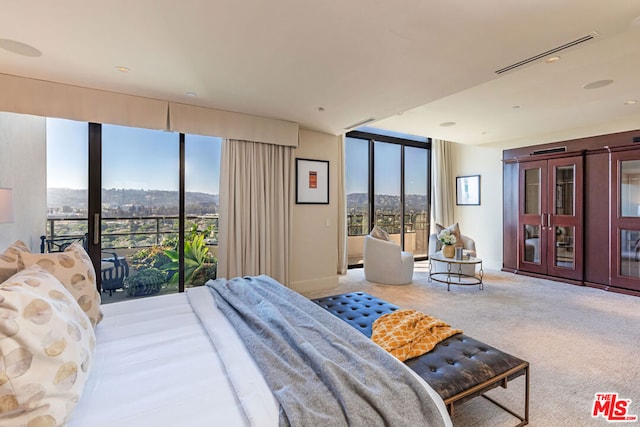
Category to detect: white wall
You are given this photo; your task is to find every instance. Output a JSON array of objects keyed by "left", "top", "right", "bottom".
[
  {"left": 0, "top": 112, "right": 47, "bottom": 251},
  {"left": 289, "top": 129, "right": 341, "bottom": 292},
  {"left": 449, "top": 142, "right": 504, "bottom": 270}
]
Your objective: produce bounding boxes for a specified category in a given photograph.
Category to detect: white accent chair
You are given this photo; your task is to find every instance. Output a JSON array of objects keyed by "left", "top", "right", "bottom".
[
  {"left": 428, "top": 233, "right": 477, "bottom": 276},
  {"left": 363, "top": 235, "right": 414, "bottom": 285}
]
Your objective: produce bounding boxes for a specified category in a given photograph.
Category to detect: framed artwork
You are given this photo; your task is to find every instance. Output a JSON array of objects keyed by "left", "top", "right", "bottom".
[
  {"left": 456, "top": 175, "right": 481, "bottom": 205},
  {"left": 296, "top": 158, "right": 329, "bottom": 204}
]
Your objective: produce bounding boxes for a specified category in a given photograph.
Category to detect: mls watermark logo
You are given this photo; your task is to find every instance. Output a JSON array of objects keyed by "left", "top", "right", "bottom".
[{"left": 592, "top": 393, "right": 638, "bottom": 422}]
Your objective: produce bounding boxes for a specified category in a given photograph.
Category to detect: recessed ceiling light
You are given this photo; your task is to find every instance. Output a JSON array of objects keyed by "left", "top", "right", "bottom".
[
  {"left": 185, "top": 91, "right": 197, "bottom": 97},
  {"left": 582, "top": 79, "right": 613, "bottom": 90},
  {"left": 545, "top": 56, "right": 561, "bottom": 63},
  {"left": 625, "top": 100, "right": 637, "bottom": 105},
  {"left": 0, "top": 39, "right": 42, "bottom": 57},
  {"left": 439, "top": 121, "right": 456, "bottom": 127},
  {"left": 317, "top": 107, "right": 325, "bottom": 112},
  {"left": 114, "top": 66, "right": 130, "bottom": 73}
]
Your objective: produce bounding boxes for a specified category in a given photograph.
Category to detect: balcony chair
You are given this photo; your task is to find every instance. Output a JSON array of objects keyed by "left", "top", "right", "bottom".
[
  {"left": 363, "top": 229, "right": 414, "bottom": 285},
  {"left": 40, "top": 234, "right": 129, "bottom": 296}
]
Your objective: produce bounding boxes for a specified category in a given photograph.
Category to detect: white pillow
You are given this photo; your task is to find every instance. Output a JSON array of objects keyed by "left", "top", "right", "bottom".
[
  {"left": 0, "top": 265, "right": 95, "bottom": 426},
  {"left": 370, "top": 225, "right": 391, "bottom": 241},
  {"left": 20, "top": 242, "right": 103, "bottom": 328}
]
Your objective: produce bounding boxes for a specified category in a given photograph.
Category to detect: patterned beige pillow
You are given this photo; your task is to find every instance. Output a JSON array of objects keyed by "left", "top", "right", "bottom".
[
  {"left": 0, "top": 240, "right": 30, "bottom": 282},
  {"left": 19, "top": 243, "right": 103, "bottom": 328},
  {"left": 0, "top": 265, "right": 96, "bottom": 426}
]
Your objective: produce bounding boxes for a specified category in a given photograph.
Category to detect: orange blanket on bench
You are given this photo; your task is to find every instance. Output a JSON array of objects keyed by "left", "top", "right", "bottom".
[{"left": 371, "top": 309, "right": 463, "bottom": 362}]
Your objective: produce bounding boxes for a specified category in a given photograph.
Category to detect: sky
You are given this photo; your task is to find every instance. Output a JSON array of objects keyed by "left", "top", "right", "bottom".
[
  {"left": 345, "top": 136, "right": 429, "bottom": 196},
  {"left": 46, "top": 118, "right": 221, "bottom": 194},
  {"left": 46, "top": 119, "right": 427, "bottom": 198}
]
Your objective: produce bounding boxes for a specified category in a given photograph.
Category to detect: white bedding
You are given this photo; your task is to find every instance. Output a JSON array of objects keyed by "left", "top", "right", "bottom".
[
  {"left": 68, "top": 289, "right": 278, "bottom": 427},
  {"left": 68, "top": 286, "right": 451, "bottom": 426}
]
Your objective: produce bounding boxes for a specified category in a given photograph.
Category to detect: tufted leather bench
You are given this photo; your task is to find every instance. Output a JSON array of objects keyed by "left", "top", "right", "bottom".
[{"left": 313, "top": 292, "right": 529, "bottom": 426}]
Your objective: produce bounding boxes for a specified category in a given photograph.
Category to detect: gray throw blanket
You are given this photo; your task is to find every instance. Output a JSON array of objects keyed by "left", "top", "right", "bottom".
[{"left": 207, "top": 275, "right": 447, "bottom": 427}]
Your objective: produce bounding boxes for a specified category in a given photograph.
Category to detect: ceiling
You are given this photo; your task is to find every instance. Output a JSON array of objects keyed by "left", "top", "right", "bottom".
[{"left": 2, "top": 1, "right": 640, "bottom": 148}]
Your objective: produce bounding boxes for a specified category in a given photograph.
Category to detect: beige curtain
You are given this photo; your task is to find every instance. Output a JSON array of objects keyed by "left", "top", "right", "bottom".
[
  {"left": 217, "top": 139, "right": 293, "bottom": 285},
  {"left": 431, "top": 139, "right": 455, "bottom": 230},
  {"left": 337, "top": 135, "right": 348, "bottom": 274}
]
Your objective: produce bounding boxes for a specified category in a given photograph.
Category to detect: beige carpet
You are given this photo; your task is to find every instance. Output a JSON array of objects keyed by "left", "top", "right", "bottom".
[{"left": 303, "top": 263, "right": 640, "bottom": 427}]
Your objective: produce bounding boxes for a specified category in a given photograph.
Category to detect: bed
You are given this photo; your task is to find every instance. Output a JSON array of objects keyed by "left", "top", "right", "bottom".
[
  {"left": 1, "top": 240, "right": 450, "bottom": 426},
  {"left": 66, "top": 276, "right": 452, "bottom": 427}
]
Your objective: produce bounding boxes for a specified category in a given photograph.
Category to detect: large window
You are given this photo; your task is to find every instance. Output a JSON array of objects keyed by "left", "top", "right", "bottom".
[
  {"left": 184, "top": 134, "right": 221, "bottom": 287},
  {"left": 45, "top": 118, "right": 221, "bottom": 303},
  {"left": 345, "top": 128, "right": 431, "bottom": 266},
  {"left": 45, "top": 119, "right": 89, "bottom": 241}
]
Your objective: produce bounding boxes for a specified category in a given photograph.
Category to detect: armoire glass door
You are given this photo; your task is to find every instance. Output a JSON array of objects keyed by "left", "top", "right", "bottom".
[
  {"left": 518, "top": 156, "right": 583, "bottom": 280},
  {"left": 519, "top": 160, "right": 548, "bottom": 274},
  {"left": 610, "top": 152, "right": 640, "bottom": 292},
  {"left": 546, "top": 157, "right": 583, "bottom": 280}
]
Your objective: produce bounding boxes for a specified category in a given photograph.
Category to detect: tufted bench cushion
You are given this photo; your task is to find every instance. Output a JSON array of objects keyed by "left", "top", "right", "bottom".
[{"left": 313, "top": 292, "right": 529, "bottom": 425}]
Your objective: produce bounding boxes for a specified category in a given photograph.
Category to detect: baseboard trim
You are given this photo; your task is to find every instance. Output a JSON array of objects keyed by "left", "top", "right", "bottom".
[
  {"left": 584, "top": 281, "right": 640, "bottom": 297},
  {"left": 504, "top": 270, "right": 640, "bottom": 297},
  {"left": 289, "top": 275, "right": 339, "bottom": 293},
  {"left": 514, "top": 270, "right": 584, "bottom": 286}
]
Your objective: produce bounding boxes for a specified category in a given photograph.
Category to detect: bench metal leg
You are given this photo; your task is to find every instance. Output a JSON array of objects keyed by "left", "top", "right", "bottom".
[{"left": 446, "top": 363, "right": 529, "bottom": 426}]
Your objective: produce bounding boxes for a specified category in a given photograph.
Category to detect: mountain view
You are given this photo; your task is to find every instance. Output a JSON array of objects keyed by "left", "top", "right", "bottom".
[
  {"left": 47, "top": 188, "right": 218, "bottom": 217},
  {"left": 347, "top": 193, "right": 428, "bottom": 212}
]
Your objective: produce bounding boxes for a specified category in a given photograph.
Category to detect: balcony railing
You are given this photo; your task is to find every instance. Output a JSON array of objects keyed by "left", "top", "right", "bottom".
[
  {"left": 45, "top": 215, "right": 219, "bottom": 249},
  {"left": 347, "top": 211, "right": 429, "bottom": 236},
  {"left": 346, "top": 211, "right": 430, "bottom": 265}
]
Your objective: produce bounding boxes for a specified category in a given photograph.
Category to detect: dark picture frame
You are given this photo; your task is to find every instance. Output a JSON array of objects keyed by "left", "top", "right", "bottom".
[
  {"left": 296, "top": 158, "right": 329, "bottom": 204},
  {"left": 456, "top": 175, "right": 481, "bottom": 205}
]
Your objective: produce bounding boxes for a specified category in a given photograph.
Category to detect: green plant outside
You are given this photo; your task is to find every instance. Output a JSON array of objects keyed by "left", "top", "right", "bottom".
[
  {"left": 128, "top": 223, "right": 217, "bottom": 290},
  {"left": 123, "top": 267, "right": 166, "bottom": 297},
  {"left": 130, "top": 245, "right": 171, "bottom": 270},
  {"left": 161, "top": 224, "right": 217, "bottom": 287},
  {"left": 162, "top": 233, "right": 216, "bottom": 287}
]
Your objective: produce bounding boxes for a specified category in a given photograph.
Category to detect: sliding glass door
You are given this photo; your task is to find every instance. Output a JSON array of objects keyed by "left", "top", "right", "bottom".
[
  {"left": 404, "top": 147, "right": 429, "bottom": 258},
  {"left": 345, "top": 137, "right": 370, "bottom": 265},
  {"left": 184, "top": 134, "right": 221, "bottom": 287},
  {"left": 46, "top": 118, "right": 221, "bottom": 302},
  {"left": 45, "top": 118, "right": 89, "bottom": 248},
  {"left": 100, "top": 125, "right": 180, "bottom": 299},
  {"left": 374, "top": 142, "right": 402, "bottom": 244}
]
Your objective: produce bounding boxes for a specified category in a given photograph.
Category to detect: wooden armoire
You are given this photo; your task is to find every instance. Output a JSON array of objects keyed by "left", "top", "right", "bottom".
[{"left": 503, "top": 129, "right": 640, "bottom": 296}]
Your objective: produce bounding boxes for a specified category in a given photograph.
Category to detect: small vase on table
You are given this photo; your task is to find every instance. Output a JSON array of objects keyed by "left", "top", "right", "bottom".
[{"left": 443, "top": 244, "right": 455, "bottom": 258}]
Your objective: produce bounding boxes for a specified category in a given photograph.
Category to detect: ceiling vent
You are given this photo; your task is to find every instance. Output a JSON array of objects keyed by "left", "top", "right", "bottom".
[
  {"left": 495, "top": 32, "right": 599, "bottom": 75},
  {"left": 531, "top": 146, "right": 567, "bottom": 156}
]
